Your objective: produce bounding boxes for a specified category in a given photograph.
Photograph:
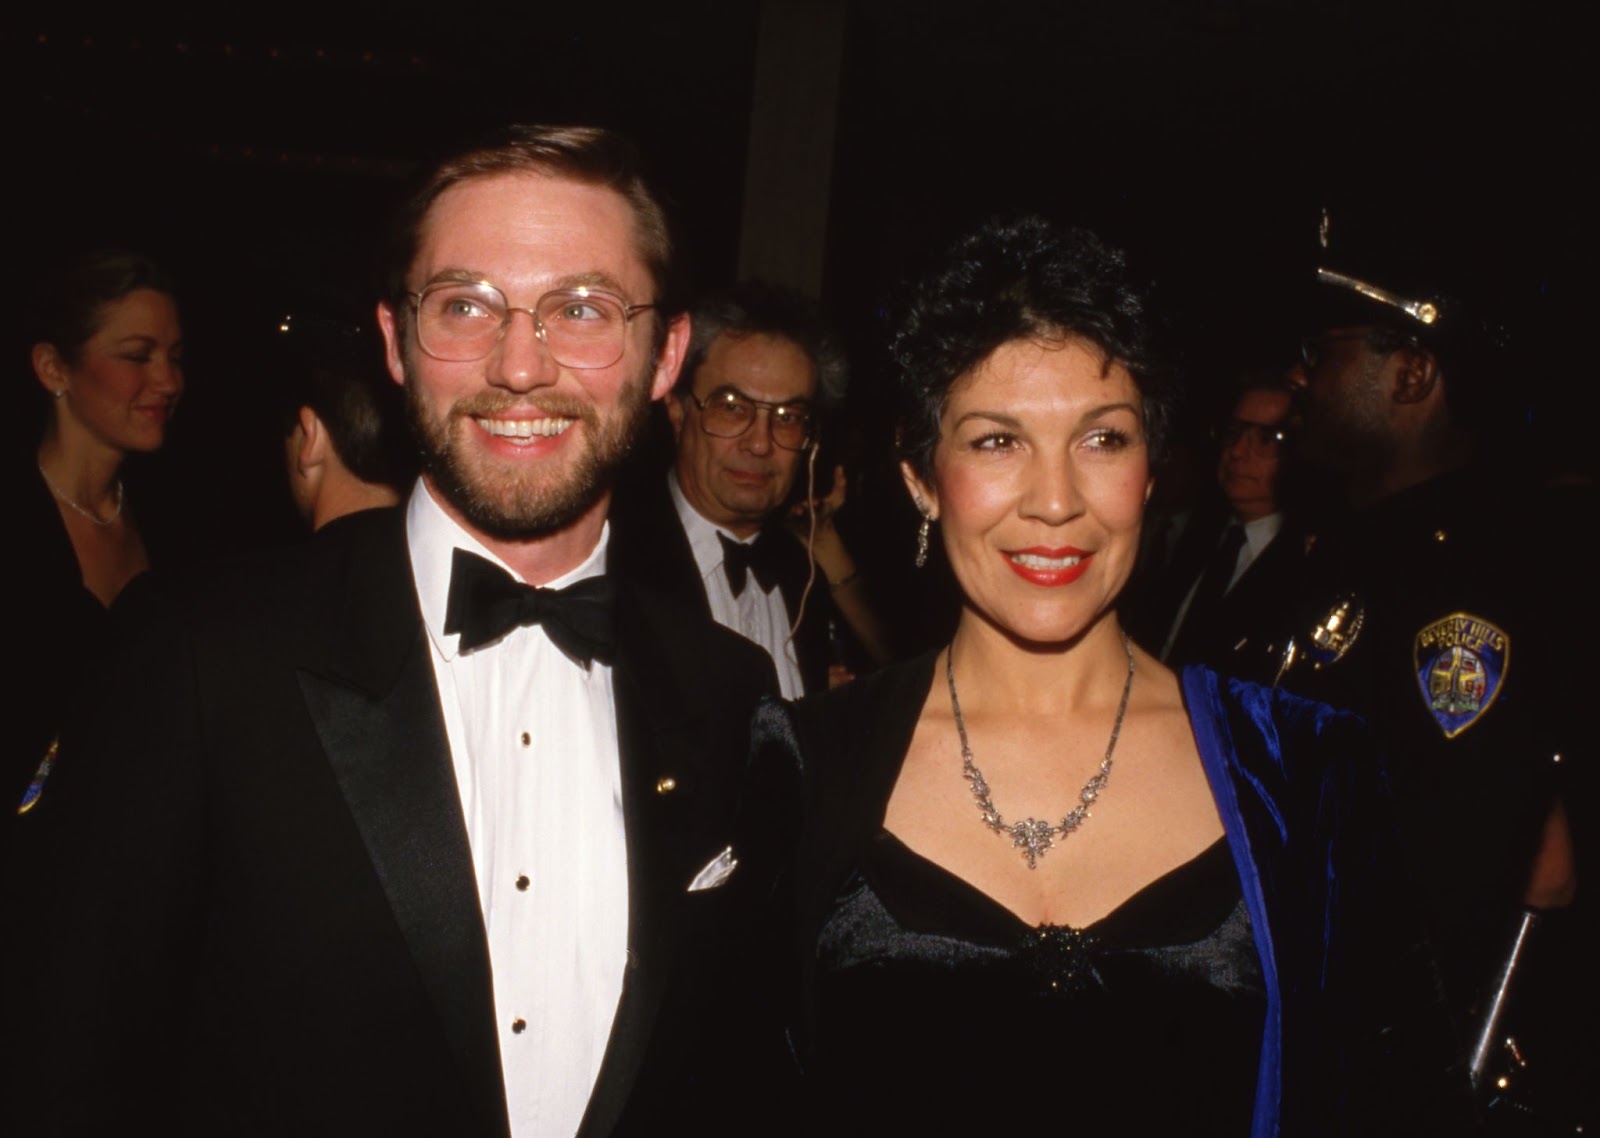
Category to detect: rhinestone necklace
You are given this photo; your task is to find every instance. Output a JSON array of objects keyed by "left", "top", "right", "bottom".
[
  {"left": 946, "top": 632, "right": 1135, "bottom": 869},
  {"left": 39, "top": 463, "right": 124, "bottom": 527}
]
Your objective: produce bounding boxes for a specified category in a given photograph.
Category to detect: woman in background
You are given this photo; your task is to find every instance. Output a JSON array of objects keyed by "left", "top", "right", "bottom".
[
  {"left": 14, "top": 251, "right": 183, "bottom": 824},
  {"left": 757, "top": 216, "right": 1466, "bottom": 1135}
]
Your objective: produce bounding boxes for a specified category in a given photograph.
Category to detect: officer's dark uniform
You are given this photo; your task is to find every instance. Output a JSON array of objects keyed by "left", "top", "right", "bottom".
[
  {"left": 1278, "top": 245, "right": 1593, "bottom": 1129},
  {"left": 1282, "top": 472, "right": 1583, "bottom": 1017}
]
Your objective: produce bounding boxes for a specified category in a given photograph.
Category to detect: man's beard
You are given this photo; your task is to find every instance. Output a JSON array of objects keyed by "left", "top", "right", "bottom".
[{"left": 405, "top": 367, "right": 652, "bottom": 542}]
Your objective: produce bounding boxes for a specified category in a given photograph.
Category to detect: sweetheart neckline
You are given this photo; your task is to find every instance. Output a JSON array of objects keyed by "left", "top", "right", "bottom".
[{"left": 868, "top": 828, "right": 1237, "bottom": 945}]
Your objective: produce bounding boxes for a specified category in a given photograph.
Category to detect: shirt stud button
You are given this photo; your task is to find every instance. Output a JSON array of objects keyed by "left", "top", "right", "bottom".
[
  {"left": 655, "top": 776, "right": 676, "bottom": 795},
  {"left": 515, "top": 875, "right": 530, "bottom": 892},
  {"left": 511, "top": 1018, "right": 526, "bottom": 1034},
  {"left": 520, "top": 731, "right": 531, "bottom": 747}
]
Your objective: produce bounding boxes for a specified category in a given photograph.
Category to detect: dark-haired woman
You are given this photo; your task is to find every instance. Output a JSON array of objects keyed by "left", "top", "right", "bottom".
[
  {"left": 756, "top": 217, "right": 1465, "bottom": 1135},
  {"left": 13, "top": 252, "right": 183, "bottom": 829}
]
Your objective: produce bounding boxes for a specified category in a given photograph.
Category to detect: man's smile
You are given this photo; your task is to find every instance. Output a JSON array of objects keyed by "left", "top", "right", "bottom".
[{"left": 474, "top": 415, "right": 576, "bottom": 442}]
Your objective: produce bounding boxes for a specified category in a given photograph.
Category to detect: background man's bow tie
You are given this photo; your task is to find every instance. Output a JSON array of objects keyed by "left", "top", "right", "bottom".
[
  {"left": 718, "top": 531, "right": 785, "bottom": 597},
  {"left": 444, "top": 548, "right": 616, "bottom": 665}
]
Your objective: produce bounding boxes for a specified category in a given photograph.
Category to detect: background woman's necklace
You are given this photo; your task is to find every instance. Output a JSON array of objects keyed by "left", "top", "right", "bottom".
[
  {"left": 946, "top": 632, "right": 1135, "bottom": 869},
  {"left": 38, "top": 463, "right": 123, "bottom": 527}
]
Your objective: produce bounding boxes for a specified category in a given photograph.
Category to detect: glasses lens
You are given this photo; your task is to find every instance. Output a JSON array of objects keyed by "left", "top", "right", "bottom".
[
  {"left": 769, "top": 405, "right": 813, "bottom": 450},
  {"left": 1220, "top": 420, "right": 1287, "bottom": 449},
  {"left": 696, "top": 389, "right": 813, "bottom": 449},
  {"left": 699, "top": 390, "right": 754, "bottom": 438},
  {"left": 1301, "top": 331, "right": 1387, "bottom": 372},
  {"left": 417, "top": 282, "right": 507, "bottom": 361},
  {"left": 537, "top": 289, "right": 628, "bottom": 368}
]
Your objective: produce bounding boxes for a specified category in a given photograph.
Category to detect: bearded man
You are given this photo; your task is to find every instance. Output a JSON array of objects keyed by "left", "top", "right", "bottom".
[{"left": 4, "top": 126, "right": 776, "bottom": 1138}]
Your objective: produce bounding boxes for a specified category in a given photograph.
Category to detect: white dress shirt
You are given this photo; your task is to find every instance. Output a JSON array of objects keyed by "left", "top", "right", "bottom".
[
  {"left": 668, "top": 471, "right": 806, "bottom": 699},
  {"left": 407, "top": 482, "right": 629, "bottom": 1138},
  {"left": 1231, "top": 511, "right": 1283, "bottom": 592}
]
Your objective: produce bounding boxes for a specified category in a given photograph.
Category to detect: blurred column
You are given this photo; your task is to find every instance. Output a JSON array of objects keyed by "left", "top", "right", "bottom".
[{"left": 737, "top": 0, "right": 847, "bottom": 297}]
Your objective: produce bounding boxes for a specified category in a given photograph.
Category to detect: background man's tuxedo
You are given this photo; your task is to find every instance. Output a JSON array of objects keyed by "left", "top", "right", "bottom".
[
  {"left": 609, "top": 472, "right": 832, "bottom": 695},
  {"left": 5, "top": 506, "right": 776, "bottom": 1137},
  {"left": 1127, "top": 504, "right": 1306, "bottom": 679}
]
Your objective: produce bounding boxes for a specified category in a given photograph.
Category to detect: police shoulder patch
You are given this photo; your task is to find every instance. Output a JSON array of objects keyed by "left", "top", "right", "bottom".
[{"left": 1413, "top": 613, "right": 1509, "bottom": 738}]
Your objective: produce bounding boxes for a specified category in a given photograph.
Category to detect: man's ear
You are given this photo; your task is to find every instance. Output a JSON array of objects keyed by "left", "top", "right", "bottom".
[
  {"left": 1391, "top": 345, "right": 1442, "bottom": 406},
  {"left": 376, "top": 301, "right": 406, "bottom": 387},
  {"left": 649, "top": 312, "right": 691, "bottom": 402},
  {"left": 296, "top": 406, "right": 330, "bottom": 473},
  {"left": 899, "top": 459, "right": 939, "bottom": 520}
]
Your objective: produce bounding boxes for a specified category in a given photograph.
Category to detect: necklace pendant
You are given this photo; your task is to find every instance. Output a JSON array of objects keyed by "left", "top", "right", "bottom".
[
  {"left": 946, "top": 633, "right": 1135, "bottom": 868},
  {"left": 1010, "top": 818, "right": 1057, "bottom": 870}
]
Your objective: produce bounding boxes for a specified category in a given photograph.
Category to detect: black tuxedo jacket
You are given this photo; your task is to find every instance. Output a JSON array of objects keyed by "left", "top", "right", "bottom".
[
  {"left": 1130, "top": 507, "right": 1308, "bottom": 679},
  {"left": 609, "top": 474, "right": 832, "bottom": 695},
  {"left": 4, "top": 506, "right": 776, "bottom": 1137}
]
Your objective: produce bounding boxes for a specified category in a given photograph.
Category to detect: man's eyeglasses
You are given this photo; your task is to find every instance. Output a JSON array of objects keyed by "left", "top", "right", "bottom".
[
  {"left": 407, "top": 280, "right": 655, "bottom": 368},
  {"left": 1297, "top": 332, "right": 1376, "bottom": 372},
  {"left": 1298, "top": 328, "right": 1417, "bottom": 372},
  {"left": 1216, "top": 418, "right": 1288, "bottom": 450},
  {"left": 687, "top": 386, "right": 815, "bottom": 451}
]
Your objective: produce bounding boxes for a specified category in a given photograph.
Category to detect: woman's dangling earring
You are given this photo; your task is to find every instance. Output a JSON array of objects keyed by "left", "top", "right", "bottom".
[{"left": 915, "top": 513, "right": 931, "bottom": 569}]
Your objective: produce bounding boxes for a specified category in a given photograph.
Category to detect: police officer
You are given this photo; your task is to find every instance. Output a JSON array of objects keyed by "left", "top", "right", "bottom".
[{"left": 1279, "top": 213, "right": 1591, "bottom": 1128}]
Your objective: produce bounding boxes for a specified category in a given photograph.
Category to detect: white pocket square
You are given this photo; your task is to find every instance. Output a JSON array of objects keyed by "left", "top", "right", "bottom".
[{"left": 687, "top": 845, "right": 738, "bottom": 892}]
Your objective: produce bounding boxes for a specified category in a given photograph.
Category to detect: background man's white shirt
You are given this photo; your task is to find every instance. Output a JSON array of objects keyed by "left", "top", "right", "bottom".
[{"left": 669, "top": 470, "right": 805, "bottom": 699}]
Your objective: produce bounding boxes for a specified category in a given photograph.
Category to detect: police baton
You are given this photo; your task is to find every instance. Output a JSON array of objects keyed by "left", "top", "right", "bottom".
[{"left": 1468, "top": 907, "right": 1540, "bottom": 1092}]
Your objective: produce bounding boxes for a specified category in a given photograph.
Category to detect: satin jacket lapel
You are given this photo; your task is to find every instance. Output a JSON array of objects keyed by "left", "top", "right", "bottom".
[
  {"left": 579, "top": 582, "right": 724, "bottom": 1138},
  {"left": 296, "top": 513, "right": 509, "bottom": 1138},
  {"left": 800, "top": 653, "right": 936, "bottom": 924},
  {"left": 608, "top": 473, "right": 714, "bottom": 624},
  {"left": 1181, "top": 666, "right": 1283, "bottom": 1138},
  {"left": 838, "top": 653, "right": 934, "bottom": 833}
]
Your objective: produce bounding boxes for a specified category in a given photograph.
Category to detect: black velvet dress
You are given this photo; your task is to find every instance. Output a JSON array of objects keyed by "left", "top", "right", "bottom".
[
  {"left": 746, "top": 658, "right": 1476, "bottom": 1136},
  {"left": 809, "top": 831, "right": 1265, "bottom": 1134}
]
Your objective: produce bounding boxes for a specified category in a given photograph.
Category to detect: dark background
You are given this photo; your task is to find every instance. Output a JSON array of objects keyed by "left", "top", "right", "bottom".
[{"left": 8, "top": 1, "right": 1591, "bottom": 568}]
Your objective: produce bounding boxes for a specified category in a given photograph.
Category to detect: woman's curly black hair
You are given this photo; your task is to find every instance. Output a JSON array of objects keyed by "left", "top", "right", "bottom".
[{"left": 891, "top": 215, "right": 1175, "bottom": 482}]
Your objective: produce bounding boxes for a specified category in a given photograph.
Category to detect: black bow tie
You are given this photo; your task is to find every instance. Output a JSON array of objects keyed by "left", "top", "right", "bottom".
[
  {"left": 718, "top": 531, "right": 784, "bottom": 598},
  {"left": 443, "top": 548, "right": 617, "bottom": 665}
]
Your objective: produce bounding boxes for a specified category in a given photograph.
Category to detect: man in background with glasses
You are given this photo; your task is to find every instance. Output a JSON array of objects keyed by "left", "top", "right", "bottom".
[
  {"left": 5, "top": 126, "right": 778, "bottom": 1138},
  {"left": 1141, "top": 375, "right": 1303, "bottom": 673},
  {"left": 612, "top": 281, "right": 862, "bottom": 697}
]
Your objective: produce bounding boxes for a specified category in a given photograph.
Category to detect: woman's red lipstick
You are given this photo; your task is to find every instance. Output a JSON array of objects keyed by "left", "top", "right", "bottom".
[{"left": 1003, "top": 546, "right": 1092, "bottom": 586}]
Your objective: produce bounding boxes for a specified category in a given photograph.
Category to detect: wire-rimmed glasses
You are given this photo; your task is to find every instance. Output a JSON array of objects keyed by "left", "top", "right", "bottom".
[
  {"left": 408, "top": 279, "right": 655, "bottom": 368},
  {"left": 1215, "top": 418, "right": 1289, "bottom": 450},
  {"left": 687, "top": 386, "right": 815, "bottom": 451}
]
